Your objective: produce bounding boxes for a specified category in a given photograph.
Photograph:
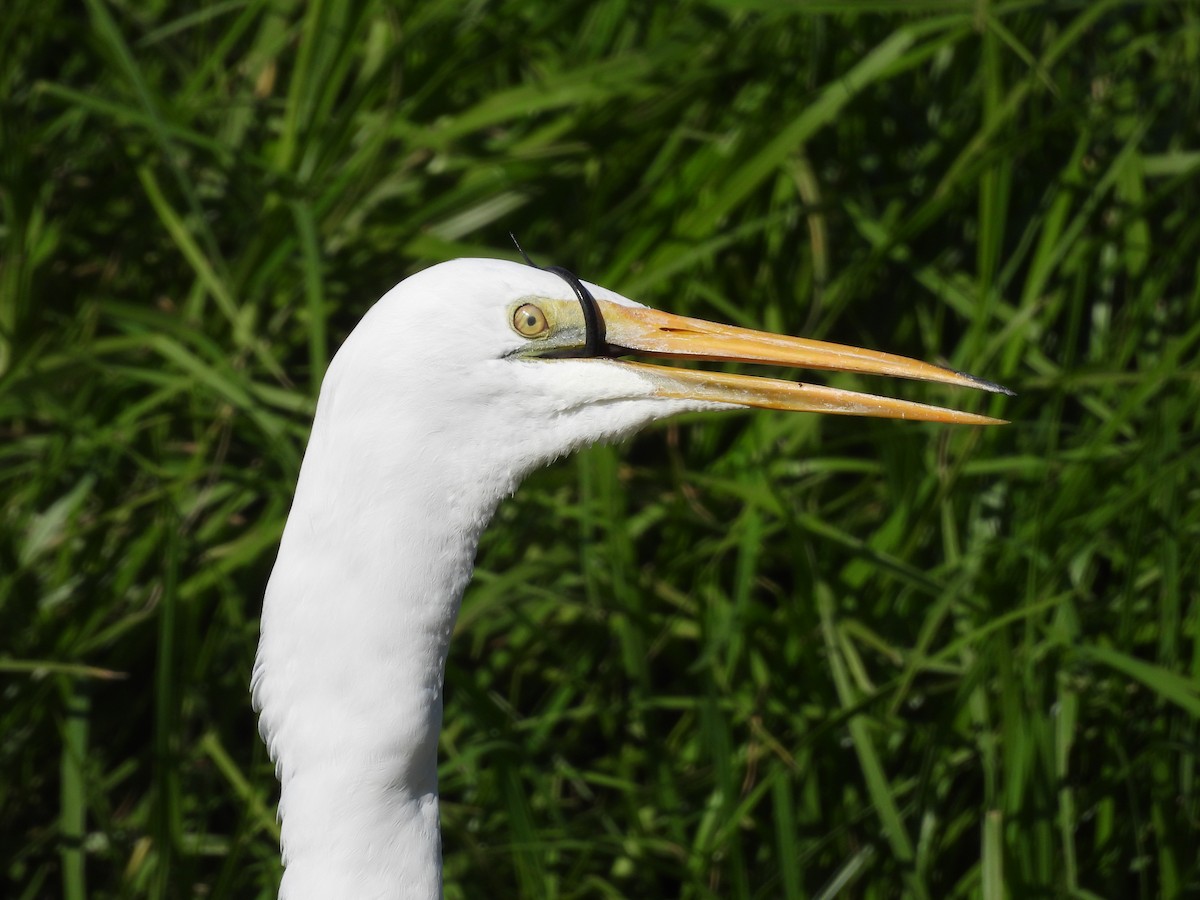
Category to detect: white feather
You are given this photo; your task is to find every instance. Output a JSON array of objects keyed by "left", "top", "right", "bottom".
[{"left": 253, "top": 259, "right": 719, "bottom": 899}]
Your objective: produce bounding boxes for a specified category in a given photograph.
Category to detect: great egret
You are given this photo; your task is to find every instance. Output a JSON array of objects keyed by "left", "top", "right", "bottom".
[{"left": 253, "top": 257, "right": 1009, "bottom": 899}]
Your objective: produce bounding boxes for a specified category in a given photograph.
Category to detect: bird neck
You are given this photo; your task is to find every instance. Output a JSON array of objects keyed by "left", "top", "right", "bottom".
[{"left": 254, "top": 417, "right": 510, "bottom": 899}]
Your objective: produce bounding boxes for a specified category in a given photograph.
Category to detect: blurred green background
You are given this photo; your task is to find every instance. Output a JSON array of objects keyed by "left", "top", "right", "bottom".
[{"left": 3, "top": 1, "right": 1198, "bottom": 897}]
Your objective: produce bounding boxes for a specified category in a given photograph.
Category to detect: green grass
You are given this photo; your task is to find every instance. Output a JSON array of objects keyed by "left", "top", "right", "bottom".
[{"left": 2, "top": 1, "right": 1199, "bottom": 897}]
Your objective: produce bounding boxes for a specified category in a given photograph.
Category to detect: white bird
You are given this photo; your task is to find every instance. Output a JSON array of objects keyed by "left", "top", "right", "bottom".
[{"left": 252, "top": 257, "right": 1009, "bottom": 899}]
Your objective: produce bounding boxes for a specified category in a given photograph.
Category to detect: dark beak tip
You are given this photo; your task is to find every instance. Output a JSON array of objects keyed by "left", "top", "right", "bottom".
[{"left": 954, "top": 369, "right": 1016, "bottom": 397}]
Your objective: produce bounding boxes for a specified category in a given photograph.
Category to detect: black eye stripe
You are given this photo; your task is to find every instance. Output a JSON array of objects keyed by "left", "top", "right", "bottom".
[
  {"left": 543, "top": 265, "right": 605, "bottom": 357},
  {"left": 510, "top": 233, "right": 607, "bottom": 358}
]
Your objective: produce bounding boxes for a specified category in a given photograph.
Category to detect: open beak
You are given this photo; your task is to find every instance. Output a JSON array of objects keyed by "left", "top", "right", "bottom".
[{"left": 597, "top": 300, "right": 1012, "bottom": 425}]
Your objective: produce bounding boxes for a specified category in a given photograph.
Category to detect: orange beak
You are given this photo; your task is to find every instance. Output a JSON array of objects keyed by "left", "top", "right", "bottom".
[{"left": 597, "top": 301, "right": 1012, "bottom": 425}]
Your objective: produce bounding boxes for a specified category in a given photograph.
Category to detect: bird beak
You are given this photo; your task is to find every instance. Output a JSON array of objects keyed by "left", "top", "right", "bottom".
[{"left": 596, "top": 300, "right": 1012, "bottom": 425}]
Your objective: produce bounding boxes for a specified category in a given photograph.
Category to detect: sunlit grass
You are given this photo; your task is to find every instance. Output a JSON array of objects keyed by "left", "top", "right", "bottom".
[{"left": 2, "top": 1, "right": 1198, "bottom": 898}]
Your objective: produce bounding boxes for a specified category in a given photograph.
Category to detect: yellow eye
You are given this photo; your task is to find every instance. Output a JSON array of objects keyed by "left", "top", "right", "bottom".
[{"left": 512, "top": 303, "right": 549, "bottom": 338}]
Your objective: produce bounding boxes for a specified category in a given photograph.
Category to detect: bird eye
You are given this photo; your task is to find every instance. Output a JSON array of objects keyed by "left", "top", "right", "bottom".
[{"left": 512, "top": 303, "right": 549, "bottom": 338}]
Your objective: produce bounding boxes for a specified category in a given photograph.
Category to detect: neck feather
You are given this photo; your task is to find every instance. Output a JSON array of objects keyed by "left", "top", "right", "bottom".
[{"left": 253, "top": 416, "right": 507, "bottom": 900}]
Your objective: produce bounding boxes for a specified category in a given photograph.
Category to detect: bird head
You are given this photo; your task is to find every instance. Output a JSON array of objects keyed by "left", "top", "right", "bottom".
[{"left": 314, "top": 258, "right": 1009, "bottom": 503}]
